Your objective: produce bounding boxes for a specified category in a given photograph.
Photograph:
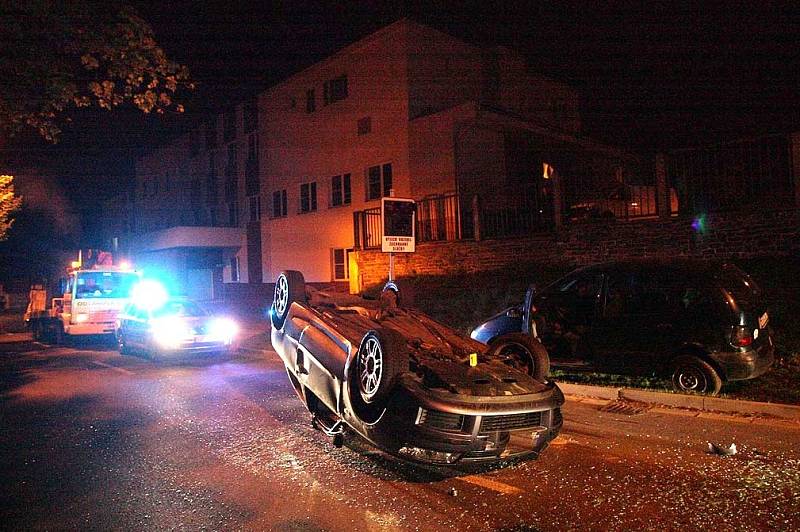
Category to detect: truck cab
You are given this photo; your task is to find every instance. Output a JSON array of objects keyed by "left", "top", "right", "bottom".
[
  {"left": 59, "top": 268, "right": 140, "bottom": 336},
  {"left": 26, "top": 250, "right": 141, "bottom": 342}
]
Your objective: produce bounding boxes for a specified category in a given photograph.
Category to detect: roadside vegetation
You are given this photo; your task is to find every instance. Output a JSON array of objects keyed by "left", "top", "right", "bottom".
[{"left": 384, "top": 256, "right": 800, "bottom": 406}]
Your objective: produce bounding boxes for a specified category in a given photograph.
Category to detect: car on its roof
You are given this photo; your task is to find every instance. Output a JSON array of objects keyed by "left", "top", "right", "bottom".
[
  {"left": 116, "top": 297, "right": 239, "bottom": 361},
  {"left": 471, "top": 260, "right": 774, "bottom": 395},
  {"left": 269, "top": 270, "right": 564, "bottom": 466}
]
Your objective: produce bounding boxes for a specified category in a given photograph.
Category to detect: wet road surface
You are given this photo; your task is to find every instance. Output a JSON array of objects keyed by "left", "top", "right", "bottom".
[{"left": 1, "top": 338, "right": 799, "bottom": 530}]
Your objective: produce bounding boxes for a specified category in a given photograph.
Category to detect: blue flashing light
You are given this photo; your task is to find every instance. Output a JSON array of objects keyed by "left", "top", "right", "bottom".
[{"left": 130, "top": 279, "right": 169, "bottom": 311}]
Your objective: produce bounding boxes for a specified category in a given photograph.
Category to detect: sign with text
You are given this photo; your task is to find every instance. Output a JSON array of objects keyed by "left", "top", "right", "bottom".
[{"left": 381, "top": 197, "right": 416, "bottom": 253}]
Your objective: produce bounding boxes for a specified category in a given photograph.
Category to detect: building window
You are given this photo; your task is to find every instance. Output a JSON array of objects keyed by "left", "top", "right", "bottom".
[
  {"left": 248, "top": 195, "right": 261, "bottom": 222},
  {"left": 189, "top": 129, "right": 201, "bottom": 157},
  {"left": 272, "top": 189, "right": 287, "bottom": 218},
  {"left": 207, "top": 152, "right": 218, "bottom": 205},
  {"left": 247, "top": 133, "right": 258, "bottom": 161},
  {"left": 366, "top": 163, "right": 392, "bottom": 200},
  {"left": 323, "top": 75, "right": 348, "bottom": 105},
  {"left": 229, "top": 256, "right": 240, "bottom": 282},
  {"left": 331, "top": 173, "right": 351, "bottom": 207},
  {"left": 357, "top": 116, "right": 371, "bottom": 135},
  {"left": 205, "top": 122, "right": 217, "bottom": 150},
  {"left": 300, "top": 181, "right": 317, "bottom": 213},
  {"left": 245, "top": 134, "right": 259, "bottom": 196},
  {"left": 306, "top": 89, "right": 316, "bottom": 113},
  {"left": 223, "top": 108, "right": 236, "bottom": 141},
  {"left": 332, "top": 248, "right": 352, "bottom": 281},
  {"left": 243, "top": 100, "right": 258, "bottom": 133},
  {"left": 228, "top": 201, "right": 239, "bottom": 227}
]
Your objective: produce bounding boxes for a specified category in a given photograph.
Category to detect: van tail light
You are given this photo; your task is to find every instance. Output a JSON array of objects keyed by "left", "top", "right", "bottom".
[{"left": 730, "top": 326, "right": 754, "bottom": 347}]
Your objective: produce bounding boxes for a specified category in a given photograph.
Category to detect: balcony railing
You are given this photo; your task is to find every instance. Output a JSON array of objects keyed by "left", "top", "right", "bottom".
[{"left": 353, "top": 184, "right": 679, "bottom": 250}]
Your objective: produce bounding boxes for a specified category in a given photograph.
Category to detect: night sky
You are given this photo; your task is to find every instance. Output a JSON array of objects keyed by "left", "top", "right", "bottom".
[{"left": 5, "top": 0, "right": 800, "bottom": 237}]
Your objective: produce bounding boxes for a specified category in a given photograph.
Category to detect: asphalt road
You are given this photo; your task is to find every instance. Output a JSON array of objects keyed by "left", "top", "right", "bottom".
[{"left": 1, "top": 337, "right": 799, "bottom": 531}]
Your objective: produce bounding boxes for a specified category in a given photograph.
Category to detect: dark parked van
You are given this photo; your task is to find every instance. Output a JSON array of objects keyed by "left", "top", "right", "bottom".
[{"left": 471, "top": 260, "right": 774, "bottom": 395}]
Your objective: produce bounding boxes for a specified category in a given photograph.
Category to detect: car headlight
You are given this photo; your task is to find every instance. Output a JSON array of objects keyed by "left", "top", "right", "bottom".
[
  {"left": 151, "top": 316, "right": 192, "bottom": 348},
  {"left": 209, "top": 318, "right": 239, "bottom": 344}
]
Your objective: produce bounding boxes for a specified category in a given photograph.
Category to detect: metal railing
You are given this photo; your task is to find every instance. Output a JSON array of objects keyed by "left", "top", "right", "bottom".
[
  {"left": 668, "top": 134, "right": 792, "bottom": 213},
  {"left": 352, "top": 178, "right": 685, "bottom": 249},
  {"left": 416, "top": 193, "right": 461, "bottom": 242}
]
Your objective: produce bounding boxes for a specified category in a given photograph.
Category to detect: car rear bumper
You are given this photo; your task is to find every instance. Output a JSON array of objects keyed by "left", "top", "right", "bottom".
[
  {"left": 360, "top": 381, "right": 565, "bottom": 465},
  {"left": 713, "top": 338, "right": 775, "bottom": 381}
]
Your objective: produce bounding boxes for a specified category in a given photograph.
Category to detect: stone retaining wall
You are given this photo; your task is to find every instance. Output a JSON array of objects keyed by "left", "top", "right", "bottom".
[{"left": 355, "top": 209, "right": 800, "bottom": 289}]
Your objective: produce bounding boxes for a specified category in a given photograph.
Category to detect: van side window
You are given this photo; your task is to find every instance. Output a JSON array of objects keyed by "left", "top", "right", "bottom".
[{"left": 606, "top": 272, "right": 687, "bottom": 318}]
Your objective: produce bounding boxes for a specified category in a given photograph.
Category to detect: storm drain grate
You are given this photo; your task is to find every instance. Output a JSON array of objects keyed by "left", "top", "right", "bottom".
[{"left": 598, "top": 400, "right": 651, "bottom": 416}]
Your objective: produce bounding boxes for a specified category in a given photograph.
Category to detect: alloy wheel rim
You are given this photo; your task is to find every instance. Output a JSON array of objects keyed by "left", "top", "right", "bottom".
[
  {"left": 359, "top": 336, "right": 383, "bottom": 398},
  {"left": 678, "top": 367, "right": 705, "bottom": 391},
  {"left": 275, "top": 275, "right": 289, "bottom": 316}
]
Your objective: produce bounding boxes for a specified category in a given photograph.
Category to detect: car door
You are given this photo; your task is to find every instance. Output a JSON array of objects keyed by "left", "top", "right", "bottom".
[
  {"left": 126, "top": 305, "right": 149, "bottom": 347},
  {"left": 588, "top": 268, "right": 684, "bottom": 375},
  {"left": 532, "top": 269, "right": 604, "bottom": 366}
]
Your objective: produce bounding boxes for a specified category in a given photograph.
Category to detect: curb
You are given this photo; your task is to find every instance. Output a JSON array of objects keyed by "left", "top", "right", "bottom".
[{"left": 557, "top": 382, "right": 800, "bottom": 421}]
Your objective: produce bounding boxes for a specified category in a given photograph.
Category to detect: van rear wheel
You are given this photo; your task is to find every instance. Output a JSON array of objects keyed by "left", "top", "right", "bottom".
[{"left": 670, "top": 355, "right": 722, "bottom": 395}]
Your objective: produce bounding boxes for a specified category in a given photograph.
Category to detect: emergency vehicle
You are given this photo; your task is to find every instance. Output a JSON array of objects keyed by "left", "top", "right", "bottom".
[{"left": 25, "top": 250, "right": 140, "bottom": 343}]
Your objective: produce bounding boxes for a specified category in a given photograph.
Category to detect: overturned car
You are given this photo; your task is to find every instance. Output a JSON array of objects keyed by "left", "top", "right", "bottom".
[{"left": 269, "top": 271, "right": 564, "bottom": 465}]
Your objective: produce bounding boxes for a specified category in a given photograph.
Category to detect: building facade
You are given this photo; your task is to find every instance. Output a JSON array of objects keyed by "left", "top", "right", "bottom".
[
  {"left": 131, "top": 99, "right": 260, "bottom": 298},
  {"left": 129, "top": 19, "right": 647, "bottom": 295}
]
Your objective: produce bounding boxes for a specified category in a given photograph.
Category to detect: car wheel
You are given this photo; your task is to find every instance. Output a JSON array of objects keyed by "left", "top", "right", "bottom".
[
  {"left": 356, "top": 329, "right": 408, "bottom": 405},
  {"left": 488, "top": 332, "right": 551, "bottom": 381},
  {"left": 271, "top": 270, "right": 307, "bottom": 329},
  {"left": 670, "top": 355, "right": 722, "bottom": 395},
  {"left": 117, "top": 332, "right": 131, "bottom": 355},
  {"left": 53, "top": 323, "right": 65, "bottom": 345},
  {"left": 31, "top": 321, "right": 42, "bottom": 342}
]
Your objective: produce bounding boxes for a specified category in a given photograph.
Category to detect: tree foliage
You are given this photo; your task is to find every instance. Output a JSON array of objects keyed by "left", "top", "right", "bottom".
[
  {"left": 0, "top": 1, "right": 193, "bottom": 142},
  {"left": 0, "top": 175, "right": 23, "bottom": 240}
]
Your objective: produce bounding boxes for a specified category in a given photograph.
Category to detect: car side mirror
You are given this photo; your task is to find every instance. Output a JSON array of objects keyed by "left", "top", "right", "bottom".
[{"left": 506, "top": 306, "right": 523, "bottom": 319}]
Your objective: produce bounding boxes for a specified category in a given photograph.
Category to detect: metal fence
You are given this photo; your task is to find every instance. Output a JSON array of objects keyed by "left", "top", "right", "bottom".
[
  {"left": 416, "top": 193, "right": 462, "bottom": 242},
  {"left": 352, "top": 185, "right": 668, "bottom": 250},
  {"left": 668, "top": 135, "right": 792, "bottom": 213},
  {"left": 353, "top": 193, "right": 464, "bottom": 250}
]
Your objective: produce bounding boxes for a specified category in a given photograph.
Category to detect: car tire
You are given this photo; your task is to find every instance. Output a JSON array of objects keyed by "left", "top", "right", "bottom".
[
  {"left": 271, "top": 270, "right": 307, "bottom": 330},
  {"left": 53, "top": 323, "right": 65, "bottom": 345},
  {"left": 117, "top": 332, "right": 132, "bottom": 355},
  {"left": 31, "top": 321, "right": 42, "bottom": 342},
  {"left": 670, "top": 355, "right": 722, "bottom": 396},
  {"left": 356, "top": 329, "right": 408, "bottom": 405},
  {"left": 488, "top": 332, "right": 551, "bottom": 381}
]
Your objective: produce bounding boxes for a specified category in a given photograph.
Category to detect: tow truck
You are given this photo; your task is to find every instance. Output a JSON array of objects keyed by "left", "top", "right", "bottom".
[{"left": 25, "top": 250, "right": 141, "bottom": 343}]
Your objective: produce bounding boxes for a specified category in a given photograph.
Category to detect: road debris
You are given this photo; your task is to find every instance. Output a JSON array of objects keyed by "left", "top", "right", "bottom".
[{"left": 707, "top": 442, "right": 738, "bottom": 456}]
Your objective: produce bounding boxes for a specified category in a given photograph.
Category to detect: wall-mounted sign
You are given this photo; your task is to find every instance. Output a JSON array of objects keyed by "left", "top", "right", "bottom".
[{"left": 381, "top": 197, "right": 416, "bottom": 253}]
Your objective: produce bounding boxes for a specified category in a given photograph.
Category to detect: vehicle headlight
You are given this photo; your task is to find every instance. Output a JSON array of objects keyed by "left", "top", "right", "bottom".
[
  {"left": 209, "top": 318, "right": 238, "bottom": 344},
  {"left": 74, "top": 313, "right": 89, "bottom": 323},
  {"left": 151, "top": 316, "right": 192, "bottom": 348}
]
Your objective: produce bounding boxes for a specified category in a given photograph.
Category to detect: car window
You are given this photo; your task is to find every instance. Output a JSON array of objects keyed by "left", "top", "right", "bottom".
[
  {"left": 555, "top": 273, "right": 604, "bottom": 297},
  {"left": 152, "top": 300, "right": 207, "bottom": 318},
  {"left": 538, "top": 272, "right": 604, "bottom": 328},
  {"left": 716, "top": 264, "right": 761, "bottom": 308},
  {"left": 604, "top": 272, "right": 678, "bottom": 318}
]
